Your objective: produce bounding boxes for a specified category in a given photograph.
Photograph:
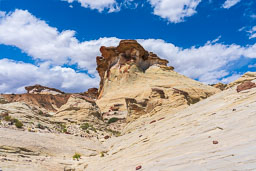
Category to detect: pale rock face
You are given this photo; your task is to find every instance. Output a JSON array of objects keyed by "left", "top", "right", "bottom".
[
  {"left": 2, "top": 79, "right": 256, "bottom": 170},
  {"left": 85, "top": 82, "right": 256, "bottom": 171},
  {"left": 54, "top": 94, "right": 102, "bottom": 125},
  {"left": 97, "top": 61, "right": 219, "bottom": 121},
  {"left": 96, "top": 40, "right": 169, "bottom": 98},
  {"left": 227, "top": 72, "right": 256, "bottom": 88}
]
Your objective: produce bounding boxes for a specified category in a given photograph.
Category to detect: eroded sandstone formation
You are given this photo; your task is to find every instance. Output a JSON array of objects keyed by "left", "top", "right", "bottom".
[
  {"left": 1, "top": 94, "right": 71, "bottom": 111},
  {"left": 25, "top": 84, "right": 65, "bottom": 95},
  {"left": 83, "top": 88, "right": 99, "bottom": 100},
  {"left": 95, "top": 40, "right": 219, "bottom": 122},
  {"left": 211, "top": 83, "right": 227, "bottom": 91},
  {"left": 227, "top": 72, "right": 256, "bottom": 89},
  {"left": 96, "top": 40, "right": 169, "bottom": 97}
]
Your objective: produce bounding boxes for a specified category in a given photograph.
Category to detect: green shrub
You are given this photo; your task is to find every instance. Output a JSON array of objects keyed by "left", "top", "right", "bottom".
[
  {"left": 59, "top": 124, "right": 68, "bottom": 133},
  {"left": 4, "top": 116, "right": 11, "bottom": 121},
  {"left": 15, "top": 121, "right": 23, "bottom": 128},
  {"left": 73, "top": 153, "right": 81, "bottom": 161},
  {"left": 63, "top": 128, "right": 67, "bottom": 133},
  {"left": 106, "top": 129, "right": 121, "bottom": 137},
  {"left": 107, "top": 117, "right": 119, "bottom": 124},
  {"left": 80, "top": 123, "right": 90, "bottom": 130}
]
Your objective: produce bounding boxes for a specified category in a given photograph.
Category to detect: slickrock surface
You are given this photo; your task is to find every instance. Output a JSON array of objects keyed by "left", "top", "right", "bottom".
[
  {"left": 0, "top": 128, "right": 105, "bottom": 171},
  {"left": 1, "top": 77, "right": 256, "bottom": 170},
  {"left": 85, "top": 82, "right": 256, "bottom": 171}
]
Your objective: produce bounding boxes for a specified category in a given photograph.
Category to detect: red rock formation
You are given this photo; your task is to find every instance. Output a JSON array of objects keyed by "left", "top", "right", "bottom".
[
  {"left": 2, "top": 94, "right": 71, "bottom": 111},
  {"left": 25, "top": 84, "right": 65, "bottom": 95},
  {"left": 237, "top": 81, "right": 256, "bottom": 92},
  {"left": 96, "top": 40, "right": 170, "bottom": 97},
  {"left": 83, "top": 88, "right": 99, "bottom": 100}
]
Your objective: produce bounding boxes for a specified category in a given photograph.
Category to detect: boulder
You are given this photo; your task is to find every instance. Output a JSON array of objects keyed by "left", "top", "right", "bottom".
[{"left": 237, "top": 81, "right": 256, "bottom": 92}]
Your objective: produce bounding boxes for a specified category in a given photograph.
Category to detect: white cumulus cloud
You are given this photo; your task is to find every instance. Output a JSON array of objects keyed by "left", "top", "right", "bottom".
[
  {"left": 0, "top": 9, "right": 120, "bottom": 74},
  {"left": 249, "top": 26, "right": 256, "bottom": 39},
  {"left": 222, "top": 0, "right": 241, "bottom": 9},
  {"left": 1, "top": 9, "right": 256, "bottom": 93},
  {"left": 62, "top": 0, "right": 119, "bottom": 12},
  {"left": 148, "top": 0, "right": 201, "bottom": 23},
  {"left": 61, "top": 0, "right": 138, "bottom": 12},
  {"left": 139, "top": 39, "right": 256, "bottom": 84},
  {"left": 0, "top": 59, "right": 99, "bottom": 94}
]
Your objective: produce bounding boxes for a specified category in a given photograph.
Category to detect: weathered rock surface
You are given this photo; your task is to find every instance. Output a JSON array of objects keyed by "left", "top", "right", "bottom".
[
  {"left": 25, "top": 84, "right": 65, "bottom": 95},
  {"left": 0, "top": 128, "right": 105, "bottom": 171},
  {"left": 2, "top": 81, "right": 256, "bottom": 170},
  {"left": 1, "top": 93, "right": 71, "bottom": 111},
  {"left": 53, "top": 94, "right": 108, "bottom": 135},
  {"left": 95, "top": 40, "right": 219, "bottom": 122},
  {"left": 83, "top": 88, "right": 99, "bottom": 100},
  {"left": 85, "top": 80, "right": 256, "bottom": 171},
  {"left": 0, "top": 83, "right": 121, "bottom": 140},
  {"left": 211, "top": 82, "right": 227, "bottom": 90},
  {"left": 96, "top": 40, "right": 169, "bottom": 97},
  {"left": 237, "top": 81, "right": 256, "bottom": 92},
  {"left": 227, "top": 72, "right": 256, "bottom": 88}
]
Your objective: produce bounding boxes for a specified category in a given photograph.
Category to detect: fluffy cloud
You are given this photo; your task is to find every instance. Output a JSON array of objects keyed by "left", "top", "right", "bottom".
[
  {"left": 0, "top": 9, "right": 120, "bottom": 74},
  {"left": 138, "top": 39, "right": 256, "bottom": 84},
  {"left": 1, "top": 9, "right": 256, "bottom": 93},
  {"left": 222, "top": 0, "right": 241, "bottom": 9},
  {"left": 249, "top": 26, "right": 256, "bottom": 39},
  {"left": 0, "top": 59, "right": 99, "bottom": 94},
  {"left": 0, "top": 11, "right": 5, "bottom": 17},
  {"left": 62, "top": 0, "right": 119, "bottom": 12},
  {"left": 148, "top": 0, "right": 201, "bottom": 23}
]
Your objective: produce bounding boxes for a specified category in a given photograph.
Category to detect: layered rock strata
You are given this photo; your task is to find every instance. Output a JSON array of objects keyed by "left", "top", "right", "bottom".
[
  {"left": 25, "top": 84, "right": 65, "bottom": 95},
  {"left": 95, "top": 40, "right": 220, "bottom": 121},
  {"left": 96, "top": 40, "right": 169, "bottom": 97}
]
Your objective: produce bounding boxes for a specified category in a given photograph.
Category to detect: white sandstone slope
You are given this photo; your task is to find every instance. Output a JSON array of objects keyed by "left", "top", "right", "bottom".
[
  {"left": 84, "top": 83, "right": 256, "bottom": 170},
  {"left": 1, "top": 75, "right": 256, "bottom": 171}
]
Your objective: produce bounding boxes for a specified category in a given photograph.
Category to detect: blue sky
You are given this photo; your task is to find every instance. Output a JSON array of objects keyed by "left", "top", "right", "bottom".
[{"left": 0, "top": 0, "right": 256, "bottom": 93}]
